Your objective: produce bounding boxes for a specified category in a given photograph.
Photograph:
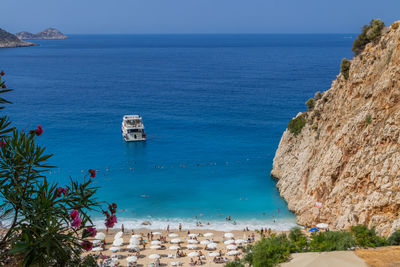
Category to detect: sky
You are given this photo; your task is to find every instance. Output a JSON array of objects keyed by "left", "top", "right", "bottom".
[{"left": 2, "top": 0, "right": 400, "bottom": 34}]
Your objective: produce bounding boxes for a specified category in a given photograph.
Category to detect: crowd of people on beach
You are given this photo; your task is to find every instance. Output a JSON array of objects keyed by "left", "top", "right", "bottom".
[{"left": 84, "top": 222, "right": 275, "bottom": 267}]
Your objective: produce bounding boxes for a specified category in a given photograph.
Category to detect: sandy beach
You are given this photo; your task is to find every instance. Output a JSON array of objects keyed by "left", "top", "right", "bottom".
[{"left": 84, "top": 227, "right": 268, "bottom": 266}]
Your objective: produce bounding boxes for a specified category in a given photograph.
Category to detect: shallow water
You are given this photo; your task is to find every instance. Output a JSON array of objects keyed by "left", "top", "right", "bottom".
[{"left": 0, "top": 34, "right": 353, "bottom": 230}]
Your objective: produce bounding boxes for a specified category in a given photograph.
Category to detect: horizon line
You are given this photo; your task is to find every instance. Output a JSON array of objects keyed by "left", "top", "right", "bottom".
[{"left": 62, "top": 32, "right": 358, "bottom": 35}]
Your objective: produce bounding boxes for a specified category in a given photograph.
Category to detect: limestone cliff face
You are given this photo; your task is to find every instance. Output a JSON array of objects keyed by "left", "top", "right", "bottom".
[{"left": 271, "top": 22, "right": 400, "bottom": 236}]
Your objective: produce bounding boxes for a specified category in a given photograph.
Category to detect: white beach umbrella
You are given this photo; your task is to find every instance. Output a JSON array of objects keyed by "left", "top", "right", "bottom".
[
  {"left": 188, "top": 252, "right": 199, "bottom": 257},
  {"left": 151, "top": 240, "right": 162, "bottom": 245},
  {"left": 169, "top": 233, "right": 179, "bottom": 237},
  {"left": 109, "top": 246, "right": 120, "bottom": 252},
  {"left": 224, "top": 233, "right": 235, "bottom": 239},
  {"left": 207, "top": 243, "right": 218, "bottom": 249},
  {"left": 188, "top": 233, "right": 198, "bottom": 238},
  {"left": 227, "top": 250, "right": 240, "bottom": 256},
  {"left": 224, "top": 240, "right": 235, "bottom": 245},
  {"left": 170, "top": 238, "right": 182, "bottom": 244},
  {"left": 153, "top": 232, "right": 162, "bottom": 235},
  {"left": 187, "top": 244, "right": 198, "bottom": 249},
  {"left": 169, "top": 245, "right": 181, "bottom": 250},
  {"left": 130, "top": 239, "right": 140, "bottom": 245},
  {"left": 91, "top": 247, "right": 103, "bottom": 252},
  {"left": 200, "top": 240, "right": 210, "bottom": 245},
  {"left": 148, "top": 254, "right": 160, "bottom": 259},
  {"left": 132, "top": 234, "right": 142, "bottom": 238},
  {"left": 126, "top": 256, "right": 138, "bottom": 263},
  {"left": 208, "top": 252, "right": 220, "bottom": 257},
  {"left": 94, "top": 232, "right": 106, "bottom": 240},
  {"left": 150, "top": 245, "right": 161, "bottom": 250},
  {"left": 316, "top": 223, "right": 329, "bottom": 229},
  {"left": 226, "top": 244, "right": 237, "bottom": 250},
  {"left": 204, "top": 233, "right": 214, "bottom": 237},
  {"left": 235, "top": 239, "right": 247, "bottom": 244},
  {"left": 187, "top": 239, "right": 199, "bottom": 244},
  {"left": 114, "top": 231, "right": 123, "bottom": 239},
  {"left": 113, "top": 238, "right": 124, "bottom": 246}
]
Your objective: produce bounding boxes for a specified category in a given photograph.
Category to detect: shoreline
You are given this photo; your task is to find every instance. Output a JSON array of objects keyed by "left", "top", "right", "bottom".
[
  {"left": 92, "top": 217, "right": 299, "bottom": 232},
  {"left": 0, "top": 41, "right": 37, "bottom": 48}
]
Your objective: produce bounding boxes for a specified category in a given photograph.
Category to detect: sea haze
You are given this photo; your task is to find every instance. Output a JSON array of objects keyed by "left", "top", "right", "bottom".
[{"left": 0, "top": 34, "right": 354, "bottom": 230}]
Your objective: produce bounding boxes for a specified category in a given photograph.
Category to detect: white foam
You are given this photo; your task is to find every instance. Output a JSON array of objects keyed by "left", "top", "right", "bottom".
[{"left": 93, "top": 217, "right": 298, "bottom": 231}]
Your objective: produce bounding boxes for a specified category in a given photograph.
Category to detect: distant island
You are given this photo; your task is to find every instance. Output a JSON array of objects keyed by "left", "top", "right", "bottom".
[
  {"left": 0, "top": 27, "right": 35, "bottom": 48},
  {"left": 16, "top": 28, "right": 67, "bottom": 40}
]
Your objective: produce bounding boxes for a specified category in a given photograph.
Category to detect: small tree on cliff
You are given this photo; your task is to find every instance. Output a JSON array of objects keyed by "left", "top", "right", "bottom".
[
  {"left": 0, "top": 71, "right": 116, "bottom": 266},
  {"left": 352, "top": 19, "right": 385, "bottom": 56},
  {"left": 340, "top": 58, "right": 351, "bottom": 79}
]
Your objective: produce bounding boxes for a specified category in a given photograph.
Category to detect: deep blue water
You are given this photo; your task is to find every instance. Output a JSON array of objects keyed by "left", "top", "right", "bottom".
[{"left": 0, "top": 34, "right": 354, "bottom": 230}]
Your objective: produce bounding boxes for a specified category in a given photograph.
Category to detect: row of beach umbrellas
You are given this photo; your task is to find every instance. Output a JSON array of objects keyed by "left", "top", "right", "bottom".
[{"left": 90, "top": 231, "right": 242, "bottom": 256}]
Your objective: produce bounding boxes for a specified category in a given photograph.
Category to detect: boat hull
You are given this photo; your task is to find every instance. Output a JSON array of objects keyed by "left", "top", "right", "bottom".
[{"left": 123, "top": 134, "right": 146, "bottom": 142}]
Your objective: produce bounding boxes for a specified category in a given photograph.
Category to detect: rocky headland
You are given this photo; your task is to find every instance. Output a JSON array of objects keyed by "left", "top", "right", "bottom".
[
  {"left": 16, "top": 28, "right": 67, "bottom": 40},
  {"left": 0, "top": 28, "right": 35, "bottom": 48},
  {"left": 271, "top": 20, "right": 400, "bottom": 236}
]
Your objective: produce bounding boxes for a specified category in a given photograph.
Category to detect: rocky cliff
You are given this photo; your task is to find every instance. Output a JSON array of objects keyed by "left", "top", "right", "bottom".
[
  {"left": 271, "top": 21, "right": 400, "bottom": 236},
  {"left": 16, "top": 28, "right": 67, "bottom": 40},
  {"left": 0, "top": 28, "right": 35, "bottom": 48}
]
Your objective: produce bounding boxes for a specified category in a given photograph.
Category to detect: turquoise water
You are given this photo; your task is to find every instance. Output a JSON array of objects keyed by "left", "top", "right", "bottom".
[{"left": 0, "top": 34, "right": 353, "bottom": 230}]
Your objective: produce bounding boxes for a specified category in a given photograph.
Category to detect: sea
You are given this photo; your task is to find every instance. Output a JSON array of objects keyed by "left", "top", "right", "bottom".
[{"left": 0, "top": 34, "right": 354, "bottom": 231}]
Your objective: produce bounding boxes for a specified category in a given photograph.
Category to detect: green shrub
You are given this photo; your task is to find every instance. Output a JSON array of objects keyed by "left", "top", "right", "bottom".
[
  {"left": 250, "top": 235, "right": 291, "bottom": 267},
  {"left": 365, "top": 114, "right": 372, "bottom": 125},
  {"left": 0, "top": 71, "right": 116, "bottom": 265},
  {"left": 289, "top": 227, "right": 308, "bottom": 252},
  {"left": 352, "top": 19, "right": 385, "bottom": 56},
  {"left": 351, "top": 225, "right": 387, "bottom": 248},
  {"left": 340, "top": 58, "right": 351, "bottom": 79},
  {"left": 288, "top": 116, "right": 306, "bottom": 136},
  {"left": 224, "top": 261, "right": 245, "bottom": 267},
  {"left": 314, "top": 91, "right": 322, "bottom": 100},
  {"left": 392, "top": 22, "right": 399, "bottom": 30},
  {"left": 68, "top": 255, "right": 97, "bottom": 266},
  {"left": 305, "top": 98, "right": 315, "bottom": 111},
  {"left": 241, "top": 244, "right": 254, "bottom": 266},
  {"left": 310, "top": 231, "right": 355, "bottom": 252},
  {"left": 388, "top": 230, "right": 400, "bottom": 245}
]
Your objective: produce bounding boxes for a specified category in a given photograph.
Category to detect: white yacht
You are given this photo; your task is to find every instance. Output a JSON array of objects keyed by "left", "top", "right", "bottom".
[{"left": 121, "top": 115, "right": 146, "bottom": 142}]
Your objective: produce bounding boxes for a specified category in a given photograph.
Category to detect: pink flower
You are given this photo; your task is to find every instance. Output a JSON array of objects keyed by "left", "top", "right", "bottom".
[
  {"left": 105, "top": 219, "right": 114, "bottom": 228},
  {"left": 36, "top": 125, "right": 43, "bottom": 136},
  {"left": 71, "top": 217, "right": 82, "bottom": 229},
  {"left": 85, "top": 227, "right": 97, "bottom": 237},
  {"left": 56, "top": 187, "right": 67, "bottom": 197},
  {"left": 88, "top": 169, "right": 96, "bottom": 178},
  {"left": 70, "top": 210, "right": 79, "bottom": 220},
  {"left": 105, "top": 214, "right": 117, "bottom": 228},
  {"left": 81, "top": 240, "right": 93, "bottom": 251},
  {"left": 0, "top": 141, "right": 5, "bottom": 147},
  {"left": 29, "top": 125, "right": 44, "bottom": 136},
  {"left": 110, "top": 214, "right": 117, "bottom": 223}
]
